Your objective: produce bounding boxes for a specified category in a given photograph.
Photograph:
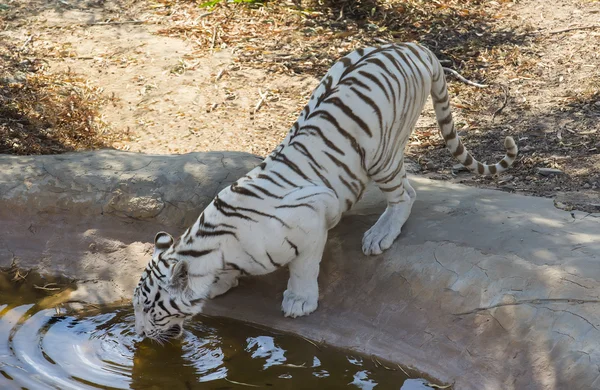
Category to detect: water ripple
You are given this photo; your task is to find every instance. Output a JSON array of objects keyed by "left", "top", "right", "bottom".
[{"left": 0, "top": 303, "right": 414, "bottom": 389}]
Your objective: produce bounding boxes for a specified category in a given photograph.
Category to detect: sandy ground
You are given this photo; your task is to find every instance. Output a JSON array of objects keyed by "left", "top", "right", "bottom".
[{"left": 1, "top": 0, "right": 598, "bottom": 208}]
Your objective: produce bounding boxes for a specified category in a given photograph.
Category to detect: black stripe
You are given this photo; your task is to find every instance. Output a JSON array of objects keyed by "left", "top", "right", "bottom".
[
  {"left": 380, "top": 183, "right": 403, "bottom": 192},
  {"left": 272, "top": 171, "right": 297, "bottom": 187},
  {"left": 378, "top": 160, "right": 405, "bottom": 184},
  {"left": 233, "top": 205, "right": 290, "bottom": 228},
  {"left": 272, "top": 153, "right": 311, "bottom": 181},
  {"left": 257, "top": 173, "right": 285, "bottom": 188},
  {"left": 324, "top": 96, "right": 372, "bottom": 137},
  {"left": 201, "top": 220, "right": 237, "bottom": 230},
  {"left": 310, "top": 110, "right": 365, "bottom": 167},
  {"left": 298, "top": 124, "right": 344, "bottom": 155},
  {"left": 286, "top": 238, "right": 299, "bottom": 256},
  {"left": 149, "top": 263, "right": 166, "bottom": 280},
  {"left": 453, "top": 143, "right": 465, "bottom": 157},
  {"left": 339, "top": 76, "right": 372, "bottom": 91},
  {"left": 308, "top": 162, "right": 339, "bottom": 197},
  {"left": 169, "top": 298, "right": 181, "bottom": 312},
  {"left": 275, "top": 203, "right": 316, "bottom": 211},
  {"left": 290, "top": 141, "right": 325, "bottom": 170},
  {"left": 324, "top": 151, "right": 361, "bottom": 183},
  {"left": 248, "top": 183, "right": 283, "bottom": 199},
  {"left": 316, "top": 75, "right": 335, "bottom": 106},
  {"left": 464, "top": 154, "right": 474, "bottom": 166},
  {"left": 230, "top": 182, "right": 263, "bottom": 199},
  {"left": 339, "top": 174, "right": 359, "bottom": 198},
  {"left": 351, "top": 86, "right": 384, "bottom": 132},
  {"left": 177, "top": 249, "right": 215, "bottom": 257},
  {"left": 225, "top": 261, "right": 249, "bottom": 275},
  {"left": 196, "top": 229, "right": 238, "bottom": 239},
  {"left": 296, "top": 191, "right": 331, "bottom": 201},
  {"left": 432, "top": 91, "right": 448, "bottom": 104},
  {"left": 157, "top": 300, "right": 171, "bottom": 315},
  {"left": 339, "top": 46, "right": 389, "bottom": 80},
  {"left": 364, "top": 57, "right": 390, "bottom": 73},
  {"left": 214, "top": 196, "right": 258, "bottom": 222},
  {"left": 339, "top": 57, "right": 352, "bottom": 68},
  {"left": 358, "top": 70, "right": 390, "bottom": 101},
  {"left": 158, "top": 253, "right": 170, "bottom": 268},
  {"left": 266, "top": 252, "right": 282, "bottom": 267},
  {"left": 438, "top": 112, "right": 453, "bottom": 126},
  {"left": 245, "top": 251, "right": 267, "bottom": 270}
]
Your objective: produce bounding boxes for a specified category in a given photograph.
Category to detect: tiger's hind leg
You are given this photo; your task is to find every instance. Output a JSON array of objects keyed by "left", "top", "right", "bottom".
[{"left": 362, "top": 162, "right": 416, "bottom": 256}]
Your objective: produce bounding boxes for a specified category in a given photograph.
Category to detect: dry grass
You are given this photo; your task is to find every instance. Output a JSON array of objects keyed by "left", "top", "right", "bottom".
[
  {"left": 153, "top": 0, "right": 517, "bottom": 76},
  {"left": 0, "top": 42, "right": 117, "bottom": 154}
]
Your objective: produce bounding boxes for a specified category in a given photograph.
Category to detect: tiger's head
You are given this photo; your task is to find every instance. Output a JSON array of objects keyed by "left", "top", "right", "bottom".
[{"left": 132, "top": 232, "right": 209, "bottom": 342}]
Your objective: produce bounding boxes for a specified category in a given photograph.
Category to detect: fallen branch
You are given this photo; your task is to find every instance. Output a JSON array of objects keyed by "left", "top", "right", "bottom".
[
  {"left": 549, "top": 25, "right": 600, "bottom": 35},
  {"left": 215, "top": 69, "right": 225, "bottom": 81},
  {"left": 492, "top": 84, "right": 509, "bottom": 123},
  {"left": 34, "top": 283, "right": 62, "bottom": 291},
  {"left": 254, "top": 89, "right": 269, "bottom": 113},
  {"left": 84, "top": 20, "right": 144, "bottom": 26},
  {"left": 19, "top": 35, "right": 33, "bottom": 52},
  {"left": 443, "top": 67, "right": 488, "bottom": 88}
]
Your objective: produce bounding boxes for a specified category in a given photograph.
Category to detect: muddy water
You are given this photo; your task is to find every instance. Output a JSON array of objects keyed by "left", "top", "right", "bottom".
[{"left": 0, "top": 271, "right": 420, "bottom": 389}]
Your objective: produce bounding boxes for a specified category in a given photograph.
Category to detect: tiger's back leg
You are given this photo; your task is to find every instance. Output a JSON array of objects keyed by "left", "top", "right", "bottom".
[{"left": 362, "top": 160, "right": 415, "bottom": 256}]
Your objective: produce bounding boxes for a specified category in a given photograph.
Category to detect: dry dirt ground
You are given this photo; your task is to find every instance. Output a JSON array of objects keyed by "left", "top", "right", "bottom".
[{"left": 1, "top": 0, "right": 599, "bottom": 210}]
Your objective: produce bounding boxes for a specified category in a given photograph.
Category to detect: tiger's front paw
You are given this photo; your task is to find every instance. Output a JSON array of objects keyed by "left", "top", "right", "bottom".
[{"left": 281, "top": 290, "right": 318, "bottom": 318}]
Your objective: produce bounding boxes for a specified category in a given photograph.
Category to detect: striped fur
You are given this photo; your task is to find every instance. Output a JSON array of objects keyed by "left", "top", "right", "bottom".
[{"left": 133, "top": 43, "right": 518, "bottom": 340}]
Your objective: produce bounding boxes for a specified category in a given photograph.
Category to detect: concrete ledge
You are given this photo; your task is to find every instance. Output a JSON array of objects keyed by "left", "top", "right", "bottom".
[
  {"left": 1, "top": 151, "right": 599, "bottom": 390},
  {"left": 0, "top": 150, "right": 262, "bottom": 227}
]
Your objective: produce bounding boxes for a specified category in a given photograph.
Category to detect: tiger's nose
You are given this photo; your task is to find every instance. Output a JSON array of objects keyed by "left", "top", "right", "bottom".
[{"left": 135, "top": 323, "right": 145, "bottom": 336}]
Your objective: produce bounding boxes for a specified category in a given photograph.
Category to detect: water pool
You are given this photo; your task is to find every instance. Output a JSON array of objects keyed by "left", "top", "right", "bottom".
[{"left": 0, "top": 270, "right": 433, "bottom": 389}]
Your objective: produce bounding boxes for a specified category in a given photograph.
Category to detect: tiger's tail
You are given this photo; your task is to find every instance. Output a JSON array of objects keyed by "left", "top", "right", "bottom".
[{"left": 428, "top": 53, "right": 518, "bottom": 175}]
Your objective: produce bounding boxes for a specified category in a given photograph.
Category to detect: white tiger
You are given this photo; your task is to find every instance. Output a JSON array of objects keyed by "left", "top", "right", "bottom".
[{"left": 133, "top": 43, "right": 518, "bottom": 341}]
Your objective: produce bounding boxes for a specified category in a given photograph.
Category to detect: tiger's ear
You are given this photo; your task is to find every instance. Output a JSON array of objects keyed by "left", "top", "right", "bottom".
[
  {"left": 168, "top": 260, "right": 189, "bottom": 294},
  {"left": 153, "top": 231, "right": 174, "bottom": 257}
]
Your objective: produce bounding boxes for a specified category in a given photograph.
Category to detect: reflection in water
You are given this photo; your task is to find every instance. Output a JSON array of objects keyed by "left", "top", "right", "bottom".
[{"left": 0, "top": 272, "right": 422, "bottom": 389}]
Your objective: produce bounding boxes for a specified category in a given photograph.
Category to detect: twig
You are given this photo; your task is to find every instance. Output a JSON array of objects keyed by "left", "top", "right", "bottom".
[
  {"left": 84, "top": 20, "right": 144, "bottom": 26},
  {"left": 224, "top": 378, "right": 260, "bottom": 387},
  {"left": 19, "top": 35, "right": 33, "bottom": 52},
  {"left": 254, "top": 89, "right": 269, "bottom": 113},
  {"left": 215, "top": 69, "right": 225, "bottom": 81},
  {"left": 34, "top": 283, "right": 62, "bottom": 291},
  {"left": 443, "top": 67, "right": 488, "bottom": 88},
  {"left": 397, "top": 363, "right": 410, "bottom": 378},
  {"left": 548, "top": 25, "right": 600, "bottom": 35},
  {"left": 12, "top": 269, "right": 29, "bottom": 281},
  {"left": 299, "top": 335, "right": 321, "bottom": 350},
  {"left": 210, "top": 26, "right": 217, "bottom": 49},
  {"left": 335, "top": 6, "right": 344, "bottom": 21},
  {"left": 371, "top": 355, "right": 396, "bottom": 371},
  {"left": 491, "top": 84, "right": 509, "bottom": 123}
]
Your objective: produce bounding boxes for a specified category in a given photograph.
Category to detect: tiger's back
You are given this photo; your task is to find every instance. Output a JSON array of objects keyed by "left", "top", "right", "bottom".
[{"left": 242, "top": 43, "right": 516, "bottom": 214}]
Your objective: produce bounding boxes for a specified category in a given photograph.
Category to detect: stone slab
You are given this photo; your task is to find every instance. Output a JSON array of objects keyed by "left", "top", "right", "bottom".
[{"left": 1, "top": 151, "right": 599, "bottom": 389}]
